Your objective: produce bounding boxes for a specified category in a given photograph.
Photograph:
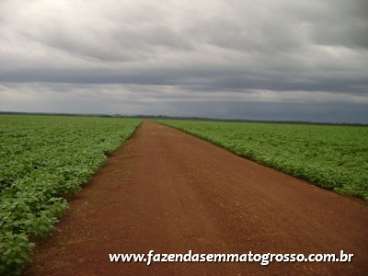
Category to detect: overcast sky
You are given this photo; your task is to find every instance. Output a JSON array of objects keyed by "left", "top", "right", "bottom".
[{"left": 0, "top": 0, "right": 367, "bottom": 123}]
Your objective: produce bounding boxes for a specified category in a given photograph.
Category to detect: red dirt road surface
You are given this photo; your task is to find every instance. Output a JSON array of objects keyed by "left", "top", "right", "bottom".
[{"left": 24, "top": 121, "right": 368, "bottom": 276}]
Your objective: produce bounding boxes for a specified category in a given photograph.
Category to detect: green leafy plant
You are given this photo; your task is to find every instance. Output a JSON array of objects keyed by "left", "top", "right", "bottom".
[
  {"left": 0, "top": 115, "right": 140, "bottom": 275},
  {"left": 160, "top": 119, "right": 368, "bottom": 199}
]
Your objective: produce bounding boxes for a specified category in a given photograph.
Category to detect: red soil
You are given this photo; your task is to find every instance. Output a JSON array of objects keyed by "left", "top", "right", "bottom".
[{"left": 24, "top": 121, "right": 368, "bottom": 276}]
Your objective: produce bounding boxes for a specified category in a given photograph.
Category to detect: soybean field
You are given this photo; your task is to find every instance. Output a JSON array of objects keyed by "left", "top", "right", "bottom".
[
  {"left": 160, "top": 119, "right": 368, "bottom": 199},
  {"left": 0, "top": 115, "right": 140, "bottom": 275}
]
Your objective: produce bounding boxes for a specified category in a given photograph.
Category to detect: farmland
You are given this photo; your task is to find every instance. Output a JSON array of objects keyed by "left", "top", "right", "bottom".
[
  {"left": 2, "top": 118, "right": 367, "bottom": 276},
  {"left": 0, "top": 115, "right": 140, "bottom": 275},
  {"left": 160, "top": 119, "right": 368, "bottom": 200},
  {"left": 25, "top": 121, "right": 368, "bottom": 276}
]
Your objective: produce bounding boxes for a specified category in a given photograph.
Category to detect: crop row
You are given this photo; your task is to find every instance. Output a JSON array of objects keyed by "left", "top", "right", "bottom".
[
  {"left": 0, "top": 115, "right": 140, "bottom": 275},
  {"left": 160, "top": 119, "right": 368, "bottom": 200}
]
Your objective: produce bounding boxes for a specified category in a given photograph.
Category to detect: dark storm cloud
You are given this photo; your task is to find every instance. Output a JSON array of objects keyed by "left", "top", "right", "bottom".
[{"left": 0, "top": 0, "right": 367, "bottom": 122}]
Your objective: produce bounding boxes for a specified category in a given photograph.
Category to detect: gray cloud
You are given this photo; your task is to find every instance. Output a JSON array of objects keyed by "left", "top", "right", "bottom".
[{"left": 0, "top": 0, "right": 367, "bottom": 122}]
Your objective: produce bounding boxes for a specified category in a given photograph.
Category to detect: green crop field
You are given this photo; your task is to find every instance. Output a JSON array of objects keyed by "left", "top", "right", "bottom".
[
  {"left": 160, "top": 119, "right": 368, "bottom": 200},
  {"left": 0, "top": 115, "right": 140, "bottom": 275}
]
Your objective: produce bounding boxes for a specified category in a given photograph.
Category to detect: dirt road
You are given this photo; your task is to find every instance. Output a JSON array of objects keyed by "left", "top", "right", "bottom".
[{"left": 24, "top": 121, "right": 368, "bottom": 276}]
